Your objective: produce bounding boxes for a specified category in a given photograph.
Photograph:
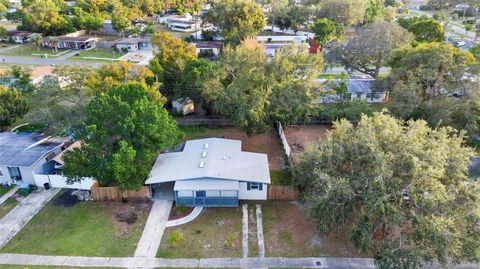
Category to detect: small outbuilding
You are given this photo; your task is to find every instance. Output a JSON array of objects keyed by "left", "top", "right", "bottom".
[
  {"left": 145, "top": 138, "right": 271, "bottom": 207},
  {"left": 172, "top": 97, "right": 195, "bottom": 116}
]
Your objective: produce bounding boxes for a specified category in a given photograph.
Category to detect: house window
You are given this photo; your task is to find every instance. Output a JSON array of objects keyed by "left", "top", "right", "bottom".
[
  {"left": 366, "top": 93, "right": 372, "bottom": 100},
  {"left": 196, "top": 190, "right": 206, "bottom": 197},
  {"left": 247, "top": 182, "right": 263, "bottom": 191},
  {"left": 0, "top": 170, "right": 3, "bottom": 176}
]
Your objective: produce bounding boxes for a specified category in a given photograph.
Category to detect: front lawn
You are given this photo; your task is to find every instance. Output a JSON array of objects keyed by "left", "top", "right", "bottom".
[
  {"left": 1, "top": 196, "right": 152, "bottom": 257},
  {"left": 261, "top": 201, "right": 363, "bottom": 258},
  {"left": 72, "top": 48, "right": 123, "bottom": 59},
  {"left": 0, "top": 185, "right": 14, "bottom": 197},
  {"left": 157, "top": 207, "right": 243, "bottom": 258},
  {"left": 0, "top": 198, "right": 19, "bottom": 219},
  {"left": 1, "top": 44, "right": 64, "bottom": 57}
]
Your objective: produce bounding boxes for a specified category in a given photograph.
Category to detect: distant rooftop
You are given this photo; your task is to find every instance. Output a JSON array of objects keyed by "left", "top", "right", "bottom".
[
  {"left": 317, "top": 79, "right": 376, "bottom": 93},
  {"left": 0, "top": 132, "right": 62, "bottom": 167},
  {"left": 146, "top": 138, "right": 270, "bottom": 184}
]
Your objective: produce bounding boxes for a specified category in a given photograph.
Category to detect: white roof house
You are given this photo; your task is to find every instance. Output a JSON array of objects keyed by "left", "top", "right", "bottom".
[{"left": 146, "top": 138, "right": 270, "bottom": 207}]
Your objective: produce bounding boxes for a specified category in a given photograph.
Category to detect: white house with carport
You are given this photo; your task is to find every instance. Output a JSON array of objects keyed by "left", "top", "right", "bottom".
[
  {"left": 0, "top": 132, "right": 95, "bottom": 190},
  {"left": 145, "top": 138, "right": 270, "bottom": 207}
]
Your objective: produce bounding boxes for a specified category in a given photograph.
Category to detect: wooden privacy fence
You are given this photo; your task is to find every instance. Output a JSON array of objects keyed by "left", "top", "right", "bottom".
[
  {"left": 268, "top": 185, "right": 299, "bottom": 201},
  {"left": 91, "top": 186, "right": 151, "bottom": 201}
]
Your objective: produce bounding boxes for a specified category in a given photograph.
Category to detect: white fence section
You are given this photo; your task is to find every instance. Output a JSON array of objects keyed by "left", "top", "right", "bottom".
[
  {"left": 33, "top": 174, "right": 96, "bottom": 190},
  {"left": 278, "top": 122, "right": 291, "bottom": 158}
]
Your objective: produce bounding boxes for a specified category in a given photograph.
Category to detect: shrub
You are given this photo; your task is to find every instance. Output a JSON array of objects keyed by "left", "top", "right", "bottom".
[
  {"left": 169, "top": 230, "right": 184, "bottom": 247},
  {"left": 175, "top": 203, "right": 188, "bottom": 215}
]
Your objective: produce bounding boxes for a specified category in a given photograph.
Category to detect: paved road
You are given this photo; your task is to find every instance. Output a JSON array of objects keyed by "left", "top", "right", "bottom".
[{"left": 0, "top": 188, "right": 60, "bottom": 248}]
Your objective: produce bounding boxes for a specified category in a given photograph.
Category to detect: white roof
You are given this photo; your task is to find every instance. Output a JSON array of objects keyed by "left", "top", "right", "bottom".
[
  {"left": 145, "top": 138, "right": 270, "bottom": 184},
  {"left": 174, "top": 179, "right": 239, "bottom": 191}
]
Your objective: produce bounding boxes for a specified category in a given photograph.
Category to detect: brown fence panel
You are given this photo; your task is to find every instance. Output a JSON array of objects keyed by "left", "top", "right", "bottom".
[
  {"left": 268, "top": 185, "right": 299, "bottom": 201},
  {"left": 91, "top": 186, "right": 151, "bottom": 201}
]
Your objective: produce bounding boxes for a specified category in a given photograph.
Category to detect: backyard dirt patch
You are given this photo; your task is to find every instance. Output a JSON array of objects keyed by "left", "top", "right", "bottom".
[
  {"left": 261, "top": 201, "right": 364, "bottom": 258},
  {"left": 182, "top": 127, "right": 285, "bottom": 170},
  {"left": 158, "top": 207, "right": 243, "bottom": 258},
  {"left": 284, "top": 125, "right": 331, "bottom": 158}
]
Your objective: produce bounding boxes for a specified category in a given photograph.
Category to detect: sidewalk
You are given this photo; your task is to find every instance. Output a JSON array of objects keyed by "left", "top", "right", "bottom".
[
  {"left": 1, "top": 253, "right": 477, "bottom": 268},
  {"left": 0, "top": 188, "right": 60, "bottom": 248},
  {"left": 166, "top": 206, "right": 203, "bottom": 227}
]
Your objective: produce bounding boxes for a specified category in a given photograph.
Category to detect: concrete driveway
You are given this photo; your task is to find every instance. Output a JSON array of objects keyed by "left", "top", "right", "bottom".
[{"left": 0, "top": 188, "right": 60, "bottom": 248}]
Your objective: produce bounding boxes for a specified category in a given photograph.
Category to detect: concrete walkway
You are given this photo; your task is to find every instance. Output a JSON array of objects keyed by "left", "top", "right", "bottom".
[
  {"left": 0, "top": 188, "right": 60, "bottom": 248},
  {"left": 242, "top": 204, "right": 249, "bottom": 258},
  {"left": 255, "top": 205, "right": 265, "bottom": 258},
  {"left": 0, "top": 186, "right": 20, "bottom": 206},
  {"left": 166, "top": 206, "right": 203, "bottom": 228},
  {"left": 134, "top": 199, "right": 173, "bottom": 258},
  {"left": 2, "top": 253, "right": 478, "bottom": 268}
]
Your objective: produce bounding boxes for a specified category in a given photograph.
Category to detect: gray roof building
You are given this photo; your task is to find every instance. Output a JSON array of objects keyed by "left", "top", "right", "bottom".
[
  {"left": 146, "top": 138, "right": 270, "bottom": 184},
  {"left": 0, "top": 132, "right": 62, "bottom": 167}
]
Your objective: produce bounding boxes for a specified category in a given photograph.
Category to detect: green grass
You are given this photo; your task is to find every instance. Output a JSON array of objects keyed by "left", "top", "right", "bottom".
[
  {"left": 0, "top": 21, "right": 19, "bottom": 30},
  {"left": 270, "top": 170, "right": 292, "bottom": 186},
  {"left": 179, "top": 126, "right": 226, "bottom": 141},
  {"left": 0, "top": 198, "right": 19, "bottom": 219},
  {"left": 0, "top": 185, "right": 14, "bottom": 197},
  {"left": 1, "top": 44, "right": 65, "bottom": 57},
  {"left": 67, "top": 57, "right": 121, "bottom": 63},
  {"left": 1, "top": 198, "right": 151, "bottom": 257},
  {"left": 157, "top": 207, "right": 243, "bottom": 258},
  {"left": 72, "top": 48, "right": 123, "bottom": 59}
]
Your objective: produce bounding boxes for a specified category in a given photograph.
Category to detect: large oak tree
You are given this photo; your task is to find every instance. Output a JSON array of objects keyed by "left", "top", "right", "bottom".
[{"left": 294, "top": 112, "right": 480, "bottom": 268}]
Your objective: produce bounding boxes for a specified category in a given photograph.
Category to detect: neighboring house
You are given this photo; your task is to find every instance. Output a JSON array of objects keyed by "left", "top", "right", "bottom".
[
  {"left": 44, "top": 35, "right": 98, "bottom": 50},
  {"left": 0, "top": 132, "right": 95, "bottom": 189},
  {"left": 257, "top": 35, "right": 308, "bottom": 57},
  {"left": 6, "top": 31, "right": 33, "bottom": 44},
  {"left": 114, "top": 37, "right": 152, "bottom": 52},
  {"left": 145, "top": 138, "right": 271, "bottom": 207},
  {"left": 97, "top": 20, "right": 118, "bottom": 36},
  {"left": 194, "top": 41, "right": 223, "bottom": 57},
  {"left": 29, "top": 66, "right": 70, "bottom": 88},
  {"left": 318, "top": 79, "right": 389, "bottom": 104},
  {"left": 157, "top": 13, "right": 202, "bottom": 32},
  {"left": 172, "top": 97, "right": 195, "bottom": 116}
]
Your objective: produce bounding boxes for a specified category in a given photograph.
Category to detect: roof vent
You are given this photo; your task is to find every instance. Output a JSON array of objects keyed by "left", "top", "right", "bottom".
[
  {"left": 202, "top": 151, "right": 207, "bottom": 158},
  {"left": 204, "top": 143, "right": 209, "bottom": 149},
  {"left": 199, "top": 161, "right": 205, "bottom": 168}
]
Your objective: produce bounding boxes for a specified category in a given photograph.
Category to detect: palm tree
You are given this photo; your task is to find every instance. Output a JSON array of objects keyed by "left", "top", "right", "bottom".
[
  {"left": 28, "top": 33, "right": 44, "bottom": 52},
  {"left": 46, "top": 36, "right": 60, "bottom": 53}
]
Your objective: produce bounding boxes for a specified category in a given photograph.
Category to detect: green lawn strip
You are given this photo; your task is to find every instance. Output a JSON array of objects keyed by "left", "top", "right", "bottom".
[
  {"left": 179, "top": 126, "right": 226, "bottom": 141},
  {"left": 73, "top": 48, "right": 124, "bottom": 59},
  {"left": 1, "top": 198, "right": 150, "bottom": 257},
  {"left": 67, "top": 56, "right": 120, "bottom": 63},
  {"left": 157, "top": 207, "right": 243, "bottom": 258},
  {"left": 270, "top": 170, "right": 292, "bottom": 186},
  {"left": 1, "top": 45, "right": 64, "bottom": 57},
  {"left": 0, "top": 185, "right": 14, "bottom": 196},
  {"left": 0, "top": 198, "right": 19, "bottom": 219}
]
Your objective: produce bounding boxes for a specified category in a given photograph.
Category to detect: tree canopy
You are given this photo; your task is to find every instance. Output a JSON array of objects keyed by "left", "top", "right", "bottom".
[
  {"left": 202, "top": 37, "right": 323, "bottom": 135},
  {"left": 18, "top": 0, "right": 75, "bottom": 35},
  {"left": 294, "top": 112, "right": 480, "bottom": 268},
  {"left": 63, "top": 83, "right": 181, "bottom": 190},
  {"left": 202, "top": 0, "right": 266, "bottom": 44},
  {"left": 317, "top": 0, "right": 368, "bottom": 26},
  {"left": 398, "top": 16, "right": 445, "bottom": 42},
  {"left": 327, "top": 21, "right": 413, "bottom": 78},
  {"left": 0, "top": 86, "right": 28, "bottom": 131},
  {"left": 386, "top": 42, "right": 480, "bottom": 137}
]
